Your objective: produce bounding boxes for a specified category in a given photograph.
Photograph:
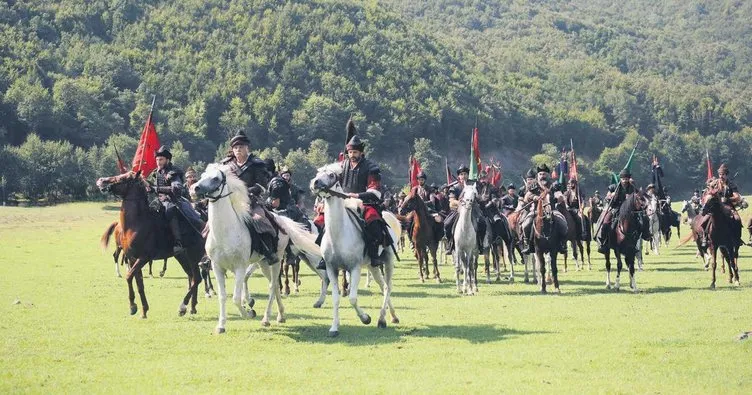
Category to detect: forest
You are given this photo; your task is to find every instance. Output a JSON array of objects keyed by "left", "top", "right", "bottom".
[{"left": 1, "top": 0, "right": 751, "bottom": 202}]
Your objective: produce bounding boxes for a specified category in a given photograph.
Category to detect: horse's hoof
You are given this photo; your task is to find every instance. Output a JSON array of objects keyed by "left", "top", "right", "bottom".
[
  {"left": 555, "top": 288, "right": 561, "bottom": 294},
  {"left": 159, "top": 271, "right": 165, "bottom": 278},
  {"left": 129, "top": 305, "right": 137, "bottom": 316},
  {"left": 436, "top": 277, "right": 442, "bottom": 284},
  {"left": 190, "top": 309, "right": 197, "bottom": 315},
  {"left": 377, "top": 319, "right": 387, "bottom": 329},
  {"left": 205, "top": 293, "right": 212, "bottom": 299},
  {"left": 284, "top": 288, "right": 290, "bottom": 296},
  {"left": 178, "top": 305, "right": 187, "bottom": 317},
  {"left": 606, "top": 284, "right": 611, "bottom": 290},
  {"left": 524, "top": 278, "right": 529, "bottom": 284},
  {"left": 141, "top": 314, "right": 147, "bottom": 319},
  {"left": 540, "top": 288, "right": 547, "bottom": 294},
  {"left": 214, "top": 327, "right": 226, "bottom": 335},
  {"left": 313, "top": 301, "right": 323, "bottom": 308},
  {"left": 710, "top": 283, "right": 716, "bottom": 289},
  {"left": 328, "top": 330, "right": 339, "bottom": 337},
  {"left": 248, "top": 299, "right": 255, "bottom": 309},
  {"left": 734, "top": 281, "right": 740, "bottom": 287},
  {"left": 277, "top": 317, "right": 286, "bottom": 324},
  {"left": 261, "top": 319, "right": 270, "bottom": 327},
  {"left": 249, "top": 309, "right": 257, "bottom": 318},
  {"left": 391, "top": 317, "right": 400, "bottom": 324},
  {"left": 361, "top": 314, "right": 372, "bottom": 325}
]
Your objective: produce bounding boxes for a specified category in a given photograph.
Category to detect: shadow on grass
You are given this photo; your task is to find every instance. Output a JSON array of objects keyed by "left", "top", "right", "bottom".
[
  {"left": 101, "top": 205, "right": 121, "bottom": 211},
  {"left": 273, "top": 323, "right": 550, "bottom": 345},
  {"left": 653, "top": 267, "right": 705, "bottom": 272}
]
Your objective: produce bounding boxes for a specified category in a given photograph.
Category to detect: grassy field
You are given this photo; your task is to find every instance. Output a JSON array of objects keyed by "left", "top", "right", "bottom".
[{"left": 1, "top": 202, "right": 751, "bottom": 394}]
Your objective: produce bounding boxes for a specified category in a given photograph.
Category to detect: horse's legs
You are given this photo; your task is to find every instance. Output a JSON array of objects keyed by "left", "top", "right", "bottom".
[
  {"left": 341, "top": 268, "right": 349, "bottom": 295},
  {"left": 551, "top": 252, "right": 560, "bottom": 293},
  {"left": 430, "top": 245, "right": 441, "bottom": 283},
  {"left": 627, "top": 254, "right": 637, "bottom": 293},
  {"left": 454, "top": 251, "right": 462, "bottom": 293},
  {"left": 347, "top": 264, "right": 370, "bottom": 325},
  {"left": 148, "top": 260, "right": 153, "bottom": 278},
  {"left": 293, "top": 257, "right": 301, "bottom": 293},
  {"left": 244, "top": 263, "right": 257, "bottom": 310},
  {"left": 417, "top": 247, "right": 425, "bottom": 282},
  {"left": 271, "top": 261, "right": 285, "bottom": 323},
  {"left": 605, "top": 250, "right": 612, "bottom": 289},
  {"left": 113, "top": 247, "right": 122, "bottom": 278},
  {"left": 127, "top": 271, "right": 137, "bottom": 315},
  {"left": 563, "top": 246, "right": 568, "bottom": 273},
  {"left": 326, "top": 264, "right": 341, "bottom": 336},
  {"left": 576, "top": 241, "right": 584, "bottom": 271},
  {"left": 472, "top": 253, "right": 479, "bottom": 294},
  {"left": 283, "top": 252, "right": 292, "bottom": 296},
  {"left": 232, "top": 266, "right": 249, "bottom": 320},
  {"left": 585, "top": 241, "right": 592, "bottom": 270},
  {"left": 134, "top": 269, "right": 148, "bottom": 319},
  {"left": 614, "top": 252, "right": 623, "bottom": 291},
  {"left": 537, "top": 252, "right": 546, "bottom": 294},
  {"left": 484, "top": 251, "right": 491, "bottom": 284},
  {"left": 160, "top": 259, "right": 167, "bottom": 277},
  {"left": 258, "top": 262, "right": 283, "bottom": 326},
  {"left": 213, "top": 267, "right": 228, "bottom": 334},
  {"left": 710, "top": 246, "right": 717, "bottom": 289}
]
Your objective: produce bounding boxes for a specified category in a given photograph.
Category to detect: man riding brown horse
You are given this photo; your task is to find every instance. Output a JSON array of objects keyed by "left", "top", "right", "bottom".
[
  {"left": 596, "top": 168, "right": 636, "bottom": 254},
  {"left": 520, "top": 164, "right": 568, "bottom": 254},
  {"left": 698, "top": 163, "right": 745, "bottom": 248}
]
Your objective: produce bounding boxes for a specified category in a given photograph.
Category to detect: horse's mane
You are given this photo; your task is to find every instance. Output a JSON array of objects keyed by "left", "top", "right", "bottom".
[
  {"left": 205, "top": 163, "right": 251, "bottom": 224},
  {"left": 618, "top": 193, "right": 638, "bottom": 222}
]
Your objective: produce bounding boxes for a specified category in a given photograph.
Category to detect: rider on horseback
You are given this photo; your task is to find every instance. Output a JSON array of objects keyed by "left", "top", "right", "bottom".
[
  {"left": 520, "top": 164, "right": 568, "bottom": 254},
  {"left": 146, "top": 146, "right": 201, "bottom": 254},
  {"left": 596, "top": 168, "right": 636, "bottom": 253},
  {"left": 443, "top": 164, "right": 487, "bottom": 253},
  {"left": 221, "top": 131, "right": 278, "bottom": 263},
  {"left": 564, "top": 178, "right": 583, "bottom": 236},
  {"left": 501, "top": 183, "right": 518, "bottom": 215},
  {"left": 690, "top": 189, "right": 702, "bottom": 212},
  {"left": 591, "top": 190, "right": 603, "bottom": 209},
  {"left": 700, "top": 163, "right": 745, "bottom": 247}
]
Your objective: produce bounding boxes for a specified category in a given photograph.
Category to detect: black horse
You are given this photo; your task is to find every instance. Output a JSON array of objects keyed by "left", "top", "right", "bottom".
[{"left": 601, "top": 193, "right": 650, "bottom": 292}]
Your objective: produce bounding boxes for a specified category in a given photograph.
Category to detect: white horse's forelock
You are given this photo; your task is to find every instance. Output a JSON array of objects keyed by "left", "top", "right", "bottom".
[{"left": 318, "top": 161, "right": 344, "bottom": 176}]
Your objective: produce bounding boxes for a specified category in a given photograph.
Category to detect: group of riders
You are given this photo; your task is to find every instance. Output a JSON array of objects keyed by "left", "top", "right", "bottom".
[{"left": 140, "top": 119, "right": 746, "bottom": 269}]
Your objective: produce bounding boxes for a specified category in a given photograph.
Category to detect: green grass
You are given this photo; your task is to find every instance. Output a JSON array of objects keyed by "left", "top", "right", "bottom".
[{"left": 1, "top": 202, "right": 751, "bottom": 394}]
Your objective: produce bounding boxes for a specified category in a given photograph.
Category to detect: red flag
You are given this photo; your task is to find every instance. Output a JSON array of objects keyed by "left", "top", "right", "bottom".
[
  {"left": 570, "top": 147, "right": 579, "bottom": 181},
  {"left": 131, "top": 112, "right": 160, "bottom": 175},
  {"left": 114, "top": 145, "right": 127, "bottom": 174},
  {"left": 491, "top": 163, "right": 502, "bottom": 187},
  {"left": 409, "top": 156, "right": 422, "bottom": 188},
  {"left": 706, "top": 150, "right": 713, "bottom": 181}
]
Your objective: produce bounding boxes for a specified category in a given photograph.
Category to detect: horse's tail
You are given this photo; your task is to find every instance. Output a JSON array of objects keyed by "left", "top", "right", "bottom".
[
  {"left": 101, "top": 221, "right": 118, "bottom": 251},
  {"left": 677, "top": 230, "right": 696, "bottom": 248},
  {"left": 383, "top": 211, "right": 402, "bottom": 243},
  {"left": 274, "top": 214, "right": 322, "bottom": 263}
]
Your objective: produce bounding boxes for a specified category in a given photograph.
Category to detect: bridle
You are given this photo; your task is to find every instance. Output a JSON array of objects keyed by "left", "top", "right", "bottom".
[{"left": 205, "top": 169, "right": 233, "bottom": 202}]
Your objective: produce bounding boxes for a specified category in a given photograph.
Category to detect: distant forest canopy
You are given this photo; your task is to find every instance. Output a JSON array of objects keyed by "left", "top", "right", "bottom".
[{"left": 1, "top": 0, "right": 751, "bottom": 201}]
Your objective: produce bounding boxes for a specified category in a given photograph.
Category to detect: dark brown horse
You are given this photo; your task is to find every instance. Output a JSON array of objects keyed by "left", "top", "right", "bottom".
[
  {"left": 601, "top": 193, "right": 649, "bottom": 292},
  {"left": 97, "top": 171, "right": 204, "bottom": 318},
  {"left": 109, "top": 221, "right": 168, "bottom": 278},
  {"left": 398, "top": 190, "right": 442, "bottom": 283},
  {"left": 531, "top": 188, "right": 562, "bottom": 294},
  {"left": 688, "top": 188, "right": 740, "bottom": 288}
]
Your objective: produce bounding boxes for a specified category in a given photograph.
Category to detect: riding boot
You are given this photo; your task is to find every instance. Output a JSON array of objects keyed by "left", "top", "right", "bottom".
[
  {"left": 522, "top": 229, "right": 535, "bottom": 254},
  {"left": 169, "top": 217, "right": 185, "bottom": 254},
  {"left": 366, "top": 221, "right": 384, "bottom": 267},
  {"left": 259, "top": 233, "right": 278, "bottom": 264}
]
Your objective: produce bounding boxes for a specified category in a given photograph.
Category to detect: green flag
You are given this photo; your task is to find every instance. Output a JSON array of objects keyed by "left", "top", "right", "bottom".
[{"left": 623, "top": 143, "right": 638, "bottom": 173}]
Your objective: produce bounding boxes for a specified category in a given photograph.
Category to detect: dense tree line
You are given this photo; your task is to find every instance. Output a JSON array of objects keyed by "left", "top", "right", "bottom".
[{"left": 1, "top": 0, "right": 751, "bottom": 203}]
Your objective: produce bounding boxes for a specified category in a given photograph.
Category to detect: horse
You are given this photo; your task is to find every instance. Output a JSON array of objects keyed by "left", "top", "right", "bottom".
[
  {"left": 506, "top": 209, "right": 532, "bottom": 283},
  {"left": 398, "top": 190, "right": 442, "bottom": 283},
  {"left": 557, "top": 204, "right": 589, "bottom": 273},
  {"left": 601, "top": 193, "right": 649, "bottom": 292},
  {"left": 310, "top": 163, "right": 399, "bottom": 337},
  {"left": 453, "top": 183, "right": 479, "bottom": 295},
  {"left": 682, "top": 200, "right": 699, "bottom": 223},
  {"left": 688, "top": 190, "right": 740, "bottom": 288},
  {"left": 485, "top": 212, "right": 516, "bottom": 283},
  {"left": 108, "top": 221, "right": 169, "bottom": 278},
  {"left": 527, "top": 187, "right": 565, "bottom": 294},
  {"left": 191, "top": 163, "right": 324, "bottom": 333},
  {"left": 97, "top": 171, "right": 204, "bottom": 318},
  {"left": 646, "top": 195, "right": 662, "bottom": 255}
]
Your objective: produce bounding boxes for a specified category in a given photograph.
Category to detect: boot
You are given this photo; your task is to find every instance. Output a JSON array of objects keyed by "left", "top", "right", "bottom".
[
  {"left": 522, "top": 230, "right": 534, "bottom": 254},
  {"left": 445, "top": 238, "right": 454, "bottom": 254},
  {"left": 169, "top": 217, "right": 185, "bottom": 254},
  {"left": 366, "top": 221, "right": 384, "bottom": 267},
  {"left": 259, "top": 234, "right": 278, "bottom": 264}
]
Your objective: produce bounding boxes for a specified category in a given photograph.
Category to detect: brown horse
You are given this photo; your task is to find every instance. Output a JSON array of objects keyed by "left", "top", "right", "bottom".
[
  {"left": 109, "top": 221, "right": 168, "bottom": 278},
  {"left": 398, "top": 191, "right": 441, "bottom": 283},
  {"left": 687, "top": 188, "right": 740, "bottom": 288},
  {"left": 531, "top": 188, "right": 562, "bottom": 293},
  {"left": 97, "top": 171, "right": 204, "bottom": 318},
  {"left": 506, "top": 209, "right": 532, "bottom": 283}
]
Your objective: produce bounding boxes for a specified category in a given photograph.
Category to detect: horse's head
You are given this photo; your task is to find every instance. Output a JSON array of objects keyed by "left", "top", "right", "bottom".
[
  {"left": 310, "top": 162, "right": 343, "bottom": 197},
  {"left": 96, "top": 171, "right": 145, "bottom": 199},
  {"left": 398, "top": 189, "right": 421, "bottom": 216},
  {"left": 459, "top": 183, "right": 477, "bottom": 210},
  {"left": 191, "top": 164, "right": 227, "bottom": 200}
]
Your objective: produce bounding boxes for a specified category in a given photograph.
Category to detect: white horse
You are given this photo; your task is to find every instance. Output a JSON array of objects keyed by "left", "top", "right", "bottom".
[
  {"left": 646, "top": 195, "right": 661, "bottom": 255},
  {"left": 310, "top": 162, "right": 399, "bottom": 337},
  {"left": 454, "top": 183, "right": 479, "bottom": 295},
  {"left": 192, "top": 164, "right": 323, "bottom": 334}
]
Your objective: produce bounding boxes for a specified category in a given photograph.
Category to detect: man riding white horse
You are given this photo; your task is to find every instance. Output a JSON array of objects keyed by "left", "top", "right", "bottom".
[
  {"left": 520, "top": 164, "right": 568, "bottom": 254},
  {"left": 315, "top": 122, "right": 391, "bottom": 269},
  {"left": 220, "top": 131, "right": 278, "bottom": 262},
  {"left": 443, "top": 164, "right": 486, "bottom": 254}
]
